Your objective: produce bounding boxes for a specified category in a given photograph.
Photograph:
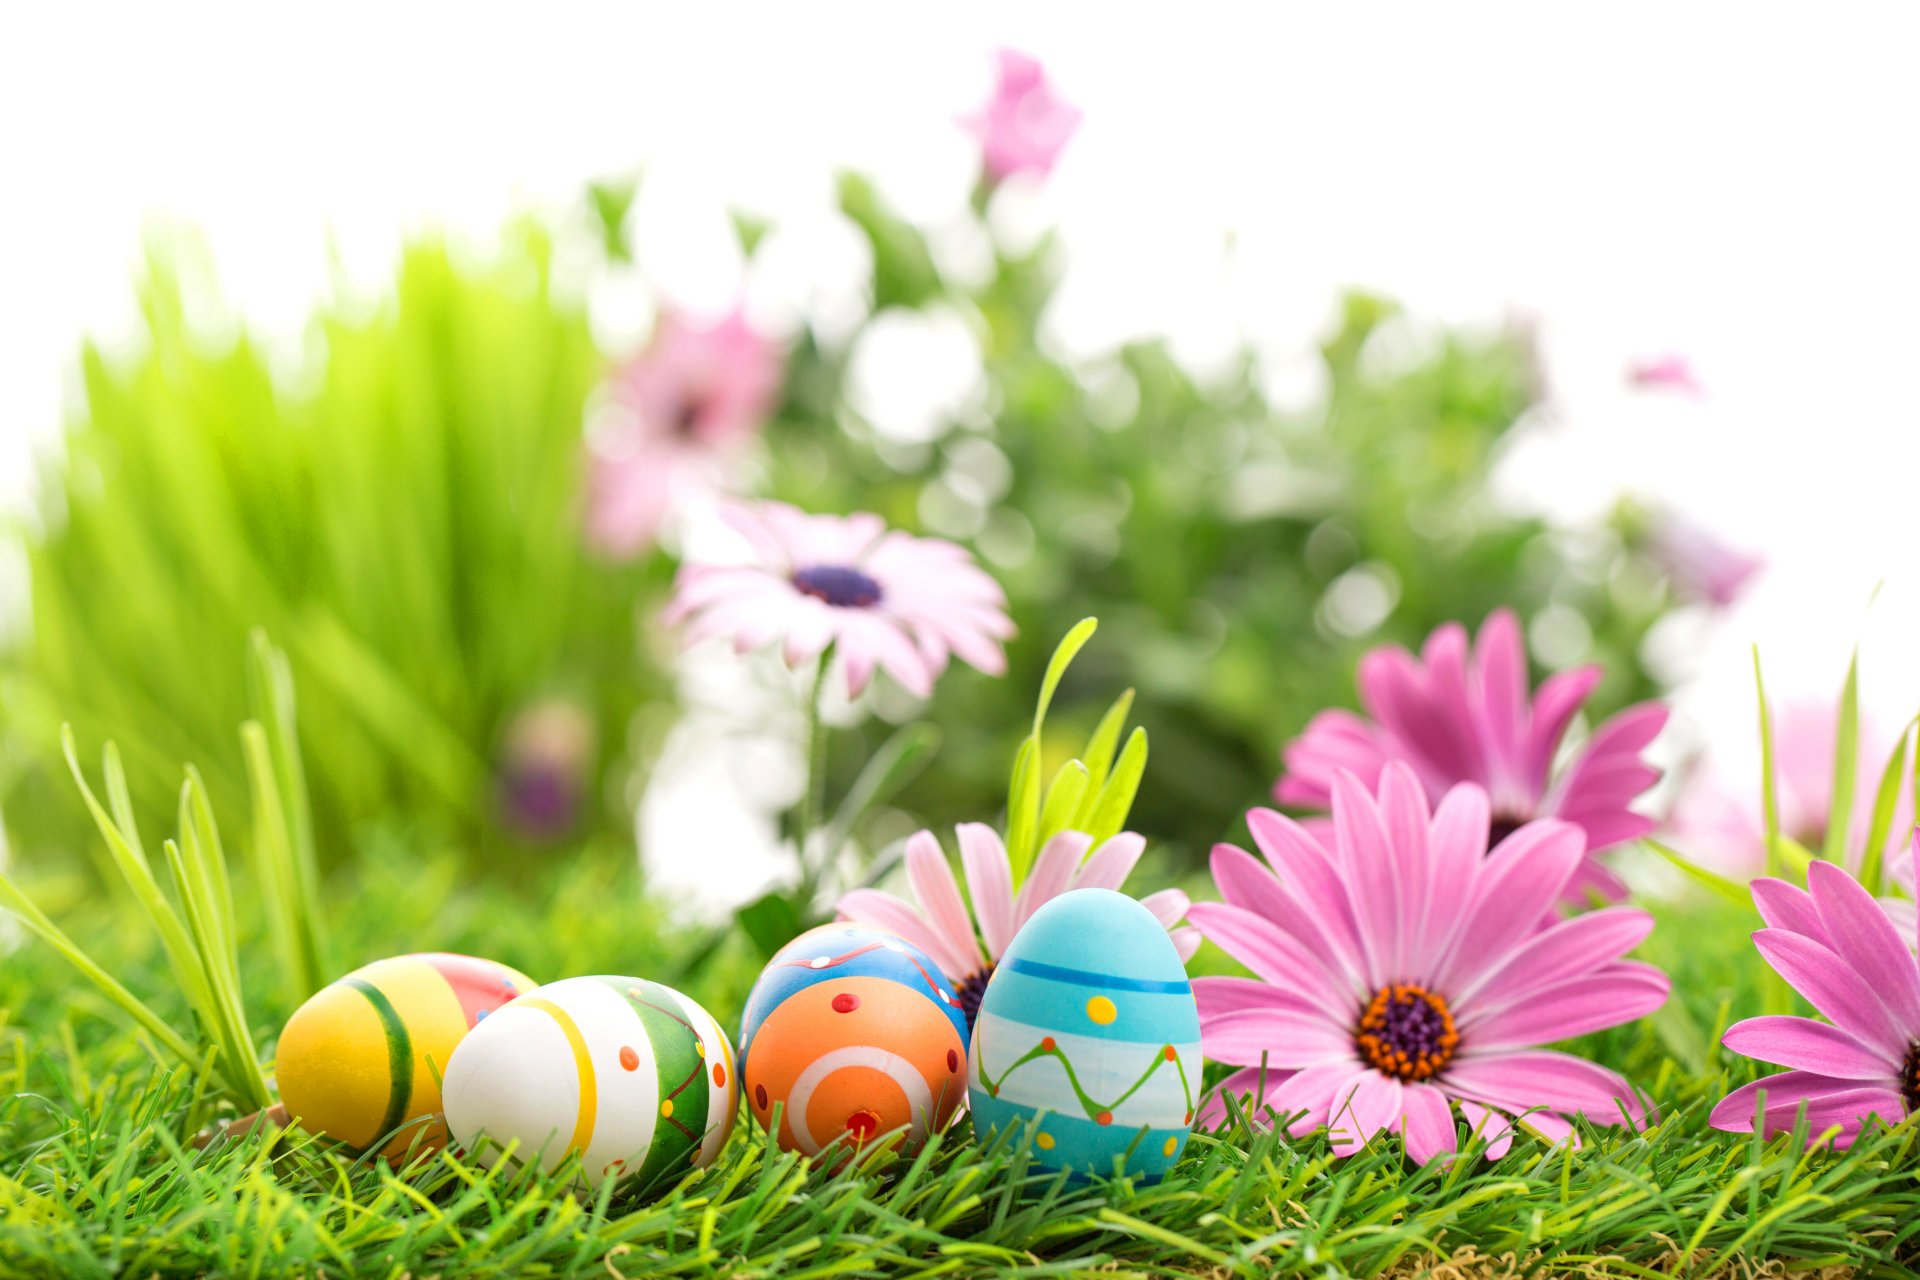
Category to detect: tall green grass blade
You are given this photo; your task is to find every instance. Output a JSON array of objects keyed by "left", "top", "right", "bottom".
[
  {"left": 1645, "top": 838, "right": 1750, "bottom": 908},
  {"left": 0, "top": 873, "right": 198, "bottom": 1064},
  {"left": 1858, "top": 721, "right": 1913, "bottom": 895},
  {"left": 1080, "top": 688, "right": 1134, "bottom": 795},
  {"left": 1084, "top": 727, "right": 1148, "bottom": 845},
  {"left": 1753, "top": 648, "right": 1783, "bottom": 880},
  {"left": 1005, "top": 618, "right": 1098, "bottom": 883},
  {"left": 1821, "top": 649, "right": 1860, "bottom": 864},
  {"left": 1034, "top": 761, "right": 1091, "bottom": 852}
]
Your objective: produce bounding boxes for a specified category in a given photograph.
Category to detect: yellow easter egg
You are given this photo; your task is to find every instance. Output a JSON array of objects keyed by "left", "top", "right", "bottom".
[{"left": 274, "top": 952, "right": 536, "bottom": 1159}]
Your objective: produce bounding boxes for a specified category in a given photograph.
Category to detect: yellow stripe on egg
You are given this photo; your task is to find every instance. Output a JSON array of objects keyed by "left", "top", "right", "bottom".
[{"left": 519, "top": 996, "right": 600, "bottom": 1159}]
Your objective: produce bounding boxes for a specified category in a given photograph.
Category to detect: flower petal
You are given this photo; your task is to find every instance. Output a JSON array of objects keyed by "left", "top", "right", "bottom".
[
  {"left": 1012, "top": 831, "right": 1093, "bottom": 931},
  {"left": 1721, "top": 1015, "right": 1902, "bottom": 1079},
  {"left": 905, "top": 830, "right": 985, "bottom": 978},
  {"left": 1752, "top": 929, "right": 1908, "bottom": 1054},
  {"left": 957, "top": 823, "right": 1016, "bottom": 961},
  {"left": 1184, "top": 902, "right": 1359, "bottom": 1023},
  {"left": 1201, "top": 1008, "right": 1355, "bottom": 1069},
  {"left": 1073, "top": 833, "right": 1146, "bottom": 893},
  {"left": 1444, "top": 1050, "right": 1644, "bottom": 1125},
  {"left": 1806, "top": 861, "right": 1920, "bottom": 1031},
  {"left": 1462, "top": 962, "right": 1669, "bottom": 1049},
  {"left": 1328, "top": 1071, "right": 1402, "bottom": 1156},
  {"left": 836, "top": 890, "right": 957, "bottom": 980},
  {"left": 1455, "top": 1100, "right": 1515, "bottom": 1160},
  {"left": 1399, "top": 1083, "right": 1459, "bottom": 1166}
]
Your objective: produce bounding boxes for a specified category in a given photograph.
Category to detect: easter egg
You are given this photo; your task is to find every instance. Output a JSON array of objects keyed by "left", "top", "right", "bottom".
[
  {"left": 743, "top": 975, "right": 966, "bottom": 1158},
  {"left": 275, "top": 952, "right": 537, "bottom": 1159},
  {"left": 968, "top": 888, "right": 1200, "bottom": 1182},
  {"left": 739, "top": 924, "right": 966, "bottom": 1057},
  {"left": 441, "top": 976, "right": 737, "bottom": 1189}
]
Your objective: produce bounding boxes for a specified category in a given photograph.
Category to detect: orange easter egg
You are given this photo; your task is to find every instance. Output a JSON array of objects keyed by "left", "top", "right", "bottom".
[
  {"left": 275, "top": 952, "right": 537, "bottom": 1159},
  {"left": 742, "top": 975, "right": 964, "bottom": 1158}
]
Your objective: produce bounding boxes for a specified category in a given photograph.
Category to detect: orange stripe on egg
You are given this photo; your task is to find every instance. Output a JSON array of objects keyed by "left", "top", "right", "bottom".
[{"left": 520, "top": 996, "right": 598, "bottom": 1158}]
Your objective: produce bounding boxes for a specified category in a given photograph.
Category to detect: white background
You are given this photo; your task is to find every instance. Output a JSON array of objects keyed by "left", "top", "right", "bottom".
[{"left": 2, "top": 1, "right": 1917, "bottom": 807}]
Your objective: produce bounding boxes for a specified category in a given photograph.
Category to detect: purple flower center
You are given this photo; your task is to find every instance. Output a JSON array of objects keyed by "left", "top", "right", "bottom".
[
  {"left": 1487, "top": 813, "right": 1526, "bottom": 849},
  {"left": 1355, "top": 982, "right": 1459, "bottom": 1082},
  {"left": 1904, "top": 1040, "right": 1920, "bottom": 1113},
  {"left": 792, "top": 564, "right": 883, "bottom": 609},
  {"left": 952, "top": 964, "right": 993, "bottom": 1031}
]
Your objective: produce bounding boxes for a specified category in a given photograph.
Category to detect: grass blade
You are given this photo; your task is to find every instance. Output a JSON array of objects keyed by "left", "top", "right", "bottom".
[{"left": 1821, "top": 649, "right": 1860, "bottom": 864}]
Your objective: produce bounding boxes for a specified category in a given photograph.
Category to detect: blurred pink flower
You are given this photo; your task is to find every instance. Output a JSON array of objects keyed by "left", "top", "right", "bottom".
[
  {"left": 1710, "top": 861, "right": 1919, "bottom": 1149},
  {"left": 663, "top": 501, "right": 1013, "bottom": 700},
  {"left": 1191, "top": 764, "right": 1665, "bottom": 1161},
  {"left": 1627, "top": 354, "right": 1704, "bottom": 396},
  {"left": 959, "top": 48, "right": 1082, "bottom": 183},
  {"left": 1670, "top": 701, "right": 1913, "bottom": 885},
  {"left": 585, "top": 308, "right": 783, "bottom": 557},
  {"left": 838, "top": 824, "right": 1198, "bottom": 1027},
  {"left": 1647, "top": 511, "right": 1763, "bottom": 608},
  {"left": 1277, "top": 610, "right": 1667, "bottom": 901}
]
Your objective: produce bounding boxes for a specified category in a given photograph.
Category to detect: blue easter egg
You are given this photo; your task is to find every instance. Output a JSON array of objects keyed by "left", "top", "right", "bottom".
[
  {"left": 967, "top": 888, "right": 1200, "bottom": 1183},
  {"left": 739, "top": 924, "right": 967, "bottom": 1058}
]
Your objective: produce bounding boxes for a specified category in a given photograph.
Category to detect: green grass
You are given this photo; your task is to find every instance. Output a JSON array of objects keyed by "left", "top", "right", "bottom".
[{"left": 4, "top": 850, "right": 1918, "bottom": 1279}]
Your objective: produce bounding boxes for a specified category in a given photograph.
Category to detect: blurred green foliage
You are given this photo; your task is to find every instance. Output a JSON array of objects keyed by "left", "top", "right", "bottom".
[
  {"left": 1, "top": 223, "right": 671, "bottom": 869},
  {"left": 759, "top": 179, "right": 1673, "bottom": 859}
]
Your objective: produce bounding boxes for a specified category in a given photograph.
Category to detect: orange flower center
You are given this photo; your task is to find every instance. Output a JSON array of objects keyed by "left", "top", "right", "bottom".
[{"left": 1355, "top": 982, "right": 1459, "bottom": 1082}]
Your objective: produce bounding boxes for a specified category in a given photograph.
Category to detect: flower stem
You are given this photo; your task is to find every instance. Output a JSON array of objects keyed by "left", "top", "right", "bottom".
[{"left": 793, "top": 650, "right": 832, "bottom": 908}]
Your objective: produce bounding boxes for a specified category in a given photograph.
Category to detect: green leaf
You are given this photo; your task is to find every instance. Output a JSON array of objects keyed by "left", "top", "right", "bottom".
[
  {"left": 1645, "top": 838, "right": 1750, "bottom": 908},
  {"left": 1006, "top": 619, "right": 1099, "bottom": 884},
  {"left": 1035, "top": 761, "right": 1092, "bottom": 853},
  {"left": 736, "top": 892, "right": 802, "bottom": 961},
  {"left": 1822, "top": 649, "right": 1861, "bottom": 864},
  {"left": 1004, "top": 738, "right": 1040, "bottom": 884},
  {"left": 1033, "top": 618, "right": 1098, "bottom": 743},
  {"left": 1858, "top": 722, "right": 1913, "bottom": 896},
  {"left": 1081, "top": 689, "right": 1135, "bottom": 795},
  {"left": 1084, "top": 728, "right": 1149, "bottom": 845}
]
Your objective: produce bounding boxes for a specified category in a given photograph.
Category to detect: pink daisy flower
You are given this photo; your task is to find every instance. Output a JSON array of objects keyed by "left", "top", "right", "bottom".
[
  {"left": 1191, "top": 764, "right": 1668, "bottom": 1162},
  {"left": 1277, "top": 609, "right": 1668, "bottom": 901},
  {"left": 663, "top": 501, "right": 1014, "bottom": 700},
  {"left": 837, "top": 823, "right": 1199, "bottom": 1027},
  {"left": 958, "top": 48, "right": 1083, "bottom": 184},
  {"left": 586, "top": 307, "right": 782, "bottom": 557},
  {"left": 1710, "top": 859, "right": 1920, "bottom": 1149}
]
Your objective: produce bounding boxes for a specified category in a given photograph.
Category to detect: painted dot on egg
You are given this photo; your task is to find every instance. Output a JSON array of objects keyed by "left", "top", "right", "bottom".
[
  {"left": 1035, "top": 1131, "right": 1055, "bottom": 1150},
  {"left": 1162, "top": 1136, "right": 1178, "bottom": 1158},
  {"left": 846, "top": 1109, "right": 880, "bottom": 1141},
  {"left": 660, "top": 1099, "right": 674, "bottom": 1118},
  {"left": 811, "top": 956, "right": 831, "bottom": 969},
  {"left": 1086, "top": 996, "right": 1118, "bottom": 1025},
  {"left": 1095, "top": 1110, "right": 1113, "bottom": 1126},
  {"left": 712, "top": 1064, "right": 726, "bottom": 1087},
  {"left": 1040, "top": 1036, "right": 1057, "bottom": 1052},
  {"left": 755, "top": 1084, "right": 769, "bottom": 1110},
  {"left": 695, "top": 1040, "right": 706, "bottom": 1058},
  {"left": 1162, "top": 1045, "right": 1177, "bottom": 1061},
  {"left": 946, "top": 1049, "right": 959, "bottom": 1073},
  {"left": 618, "top": 1045, "right": 640, "bottom": 1072},
  {"left": 831, "top": 992, "right": 860, "bottom": 1014}
]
